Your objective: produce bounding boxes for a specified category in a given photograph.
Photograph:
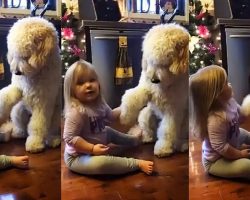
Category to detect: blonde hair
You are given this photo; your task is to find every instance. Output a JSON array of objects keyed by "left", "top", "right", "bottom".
[
  {"left": 189, "top": 65, "right": 227, "bottom": 140},
  {"left": 63, "top": 60, "right": 102, "bottom": 113}
]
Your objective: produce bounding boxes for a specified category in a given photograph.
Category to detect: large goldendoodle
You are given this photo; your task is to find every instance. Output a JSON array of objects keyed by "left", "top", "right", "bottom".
[
  {"left": 120, "top": 23, "right": 189, "bottom": 157},
  {"left": 242, "top": 95, "right": 250, "bottom": 116},
  {"left": 0, "top": 17, "right": 61, "bottom": 153}
]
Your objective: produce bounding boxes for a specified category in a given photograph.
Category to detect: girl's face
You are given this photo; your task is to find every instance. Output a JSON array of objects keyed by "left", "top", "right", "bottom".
[
  {"left": 217, "top": 82, "right": 233, "bottom": 103},
  {"left": 165, "top": 1, "right": 173, "bottom": 11},
  {"left": 73, "top": 68, "right": 100, "bottom": 104}
]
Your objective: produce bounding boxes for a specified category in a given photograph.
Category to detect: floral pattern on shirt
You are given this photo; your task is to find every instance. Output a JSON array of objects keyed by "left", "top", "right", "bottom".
[{"left": 89, "top": 116, "right": 106, "bottom": 133}]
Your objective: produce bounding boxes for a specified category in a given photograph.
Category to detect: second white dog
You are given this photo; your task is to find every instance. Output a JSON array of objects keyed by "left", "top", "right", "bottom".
[{"left": 120, "top": 23, "right": 189, "bottom": 157}]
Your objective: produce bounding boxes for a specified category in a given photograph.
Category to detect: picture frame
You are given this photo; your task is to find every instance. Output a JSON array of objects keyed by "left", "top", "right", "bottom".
[
  {"left": 123, "top": 0, "right": 189, "bottom": 23},
  {"left": 0, "top": 0, "right": 61, "bottom": 18}
]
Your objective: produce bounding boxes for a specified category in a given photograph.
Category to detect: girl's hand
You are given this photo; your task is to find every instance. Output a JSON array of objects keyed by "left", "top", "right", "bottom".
[
  {"left": 92, "top": 144, "right": 110, "bottom": 155},
  {"left": 240, "top": 149, "right": 250, "bottom": 158}
]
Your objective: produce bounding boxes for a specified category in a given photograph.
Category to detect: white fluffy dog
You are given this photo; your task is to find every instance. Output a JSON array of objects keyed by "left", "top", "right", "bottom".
[
  {"left": 241, "top": 95, "right": 250, "bottom": 116},
  {"left": 0, "top": 17, "right": 61, "bottom": 153},
  {"left": 120, "top": 23, "right": 189, "bottom": 157}
]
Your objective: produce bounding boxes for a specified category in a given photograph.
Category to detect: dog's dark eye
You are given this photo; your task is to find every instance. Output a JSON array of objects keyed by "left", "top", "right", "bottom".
[{"left": 21, "top": 56, "right": 29, "bottom": 60}]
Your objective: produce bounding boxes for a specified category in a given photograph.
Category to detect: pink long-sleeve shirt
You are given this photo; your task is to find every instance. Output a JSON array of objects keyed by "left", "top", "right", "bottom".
[
  {"left": 63, "top": 103, "right": 113, "bottom": 156},
  {"left": 202, "top": 98, "right": 241, "bottom": 162}
]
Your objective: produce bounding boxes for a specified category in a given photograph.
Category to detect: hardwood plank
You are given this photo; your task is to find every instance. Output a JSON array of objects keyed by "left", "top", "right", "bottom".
[{"left": 0, "top": 139, "right": 61, "bottom": 200}]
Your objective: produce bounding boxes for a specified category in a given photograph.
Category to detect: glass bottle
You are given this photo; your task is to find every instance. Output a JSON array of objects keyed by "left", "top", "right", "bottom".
[{"left": 0, "top": 54, "right": 4, "bottom": 80}]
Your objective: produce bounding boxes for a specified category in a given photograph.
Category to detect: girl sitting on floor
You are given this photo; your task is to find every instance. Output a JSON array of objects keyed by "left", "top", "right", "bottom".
[
  {"left": 189, "top": 65, "right": 250, "bottom": 179},
  {"left": 63, "top": 60, "right": 154, "bottom": 175}
]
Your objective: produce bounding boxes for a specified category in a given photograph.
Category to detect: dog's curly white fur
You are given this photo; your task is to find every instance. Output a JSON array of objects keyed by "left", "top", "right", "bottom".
[
  {"left": 241, "top": 94, "right": 250, "bottom": 116},
  {"left": 120, "top": 24, "right": 189, "bottom": 157},
  {"left": 0, "top": 17, "right": 61, "bottom": 153}
]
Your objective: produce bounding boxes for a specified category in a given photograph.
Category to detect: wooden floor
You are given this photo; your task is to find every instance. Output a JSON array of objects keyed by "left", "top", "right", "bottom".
[
  {"left": 189, "top": 117, "right": 250, "bottom": 200},
  {"left": 0, "top": 139, "right": 61, "bottom": 200},
  {"left": 61, "top": 123, "right": 189, "bottom": 200},
  {"left": 2, "top": 118, "right": 249, "bottom": 199}
]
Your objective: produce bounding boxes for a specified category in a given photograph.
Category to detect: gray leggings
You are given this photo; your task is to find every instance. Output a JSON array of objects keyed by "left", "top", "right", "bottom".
[
  {"left": 203, "top": 128, "right": 250, "bottom": 179},
  {"left": 0, "top": 155, "right": 12, "bottom": 170},
  {"left": 64, "top": 127, "right": 140, "bottom": 175}
]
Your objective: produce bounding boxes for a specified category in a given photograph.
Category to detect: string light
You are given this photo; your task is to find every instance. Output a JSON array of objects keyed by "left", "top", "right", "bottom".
[
  {"left": 195, "top": 44, "right": 201, "bottom": 49},
  {"left": 216, "top": 36, "right": 221, "bottom": 41}
]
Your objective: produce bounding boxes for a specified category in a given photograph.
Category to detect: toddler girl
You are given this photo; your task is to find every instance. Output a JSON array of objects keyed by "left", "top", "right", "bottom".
[
  {"left": 189, "top": 65, "right": 250, "bottom": 179},
  {"left": 63, "top": 60, "right": 153, "bottom": 175}
]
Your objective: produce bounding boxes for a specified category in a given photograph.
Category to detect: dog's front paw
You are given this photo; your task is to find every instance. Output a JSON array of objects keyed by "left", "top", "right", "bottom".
[
  {"left": 46, "top": 135, "right": 61, "bottom": 148},
  {"left": 179, "top": 142, "right": 189, "bottom": 153},
  {"left": 128, "top": 125, "right": 142, "bottom": 136},
  {"left": 154, "top": 140, "right": 174, "bottom": 157},
  {"left": 175, "top": 139, "right": 189, "bottom": 153},
  {"left": 142, "top": 130, "right": 155, "bottom": 143},
  {"left": 120, "top": 109, "right": 136, "bottom": 125},
  {"left": 26, "top": 135, "right": 45, "bottom": 153},
  {"left": 0, "top": 132, "right": 11, "bottom": 142},
  {"left": 12, "top": 126, "right": 27, "bottom": 139},
  {"left": 0, "top": 122, "right": 12, "bottom": 142}
]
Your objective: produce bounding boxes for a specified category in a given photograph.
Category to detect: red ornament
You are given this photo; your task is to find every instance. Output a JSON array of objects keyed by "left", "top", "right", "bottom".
[
  {"left": 206, "top": 43, "right": 218, "bottom": 54},
  {"left": 61, "top": 11, "right": 73, "bottom": 22},
  {"left": 62, "top": 28, "right": 74, "bottom": 40},
  {"left": 196, "top": 12, "right": 205, "bottom": 20},
  {"left": 197, "top": 25, "right": 210, "bottom": 39},
  {"left": 71, "top": 45, "right": 82, "bottom": 56}
]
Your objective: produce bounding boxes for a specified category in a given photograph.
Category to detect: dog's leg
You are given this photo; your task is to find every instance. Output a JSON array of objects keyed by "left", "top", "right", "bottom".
[
  {"left": 120, "top": 86, "right": 150, "bottom": 126},
  {"left": 174, "top": 107, "right": 189, "bottom": 153},
  {"left": 26, "top": 106, "right": 49, "bottom": 153},
  {"left": 0, "top": 121, "right": 13, "bottom": 142},
  {"left": 11, "top": 101, "right": 30, "bottom": 139},
  {"left": 138, "top": 105, "right": 158, "bottom": 143},
  {"left": 154, "top": 115, "right": 177, "bottom": 157},
  {"left": 46, "top": 94, "right": 61, "bottom": 148},
  {"left": 0, "top": 85, "right": 22, "bottom": 125}
]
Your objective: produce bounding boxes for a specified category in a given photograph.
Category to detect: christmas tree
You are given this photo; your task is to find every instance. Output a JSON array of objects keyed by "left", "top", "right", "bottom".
[
  {"left": 189, "top": 0, "right": 219, "bottom": 74},
  {"left": 61, "top": 3, "right": 83, "bottom": 75}
]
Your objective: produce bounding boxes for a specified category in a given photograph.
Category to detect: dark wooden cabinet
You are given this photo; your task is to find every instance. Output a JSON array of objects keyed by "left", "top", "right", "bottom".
[
  {"left": 82, "top": 21, "right": 155, "bottom": 108},
  {"left": 218, "top": 19, "right": 250, "bottom": 103}
]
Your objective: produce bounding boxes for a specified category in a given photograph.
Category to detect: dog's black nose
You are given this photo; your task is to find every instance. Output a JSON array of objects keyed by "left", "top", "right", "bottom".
[
  {"left": 151, "top": 78, "right": 161, "bottom": 84},
  {"left": 15, "top": 70, "right": 22, "bottom": 75}
]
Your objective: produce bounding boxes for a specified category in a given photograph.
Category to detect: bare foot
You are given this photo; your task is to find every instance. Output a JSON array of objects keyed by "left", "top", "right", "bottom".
[
  {"left": 10, "top": 156, "right": 29, "bottom": 169},
  {"left": 138, "top": 160, "right": 154, "bottom": 175}
]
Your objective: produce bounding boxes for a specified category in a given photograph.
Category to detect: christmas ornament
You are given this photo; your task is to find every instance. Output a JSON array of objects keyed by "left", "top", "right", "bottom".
[{"left": 189, "top": 36, "right": 200, "bottom": 53}]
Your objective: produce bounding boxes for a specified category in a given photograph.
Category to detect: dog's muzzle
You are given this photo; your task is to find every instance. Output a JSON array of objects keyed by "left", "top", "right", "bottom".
[
  {"left": 15, "top": 70, "right": 22, "bottom": 75},
  {"left": 151, "top": 73, "right": 161, "bottom": 84},
  {"left": 151, "top": 78, "right": 160, "bottom": 84},
  {"left": 14, "top": 66, "right": 23, "bottom": 75}
]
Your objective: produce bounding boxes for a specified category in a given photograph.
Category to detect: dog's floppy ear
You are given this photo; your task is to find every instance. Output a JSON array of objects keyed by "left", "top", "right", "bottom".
[
  {"left": 29, "top": 28, "right": 57, "bottom": 69},
  {"left": 169, "top": 35, "right": 189, "bottom": 75}
]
